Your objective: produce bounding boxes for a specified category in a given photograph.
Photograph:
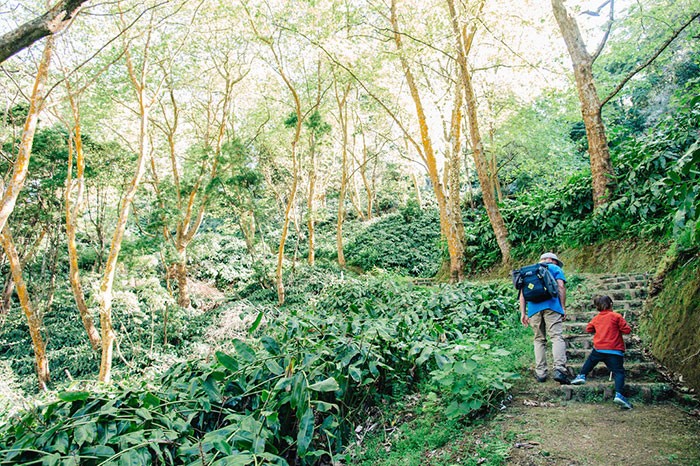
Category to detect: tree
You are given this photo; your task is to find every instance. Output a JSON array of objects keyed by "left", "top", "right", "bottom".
[
  {"left": 0, "top": 0, "right": 90, "bottom": 64},
  {"left": 0, "top": 227, "right": 49, "bottom": 390},
  {"left": 63, "top": 78, "right": 101, "bottom": 350},
  {"left": 332, "top": 72, "right": 352, "bottom": 267},
  {"left": 447, "top": 0, "right": 511, "bottom": 263},
  {"left": 98, "top": 7, "right": 166, "bottom": 383},
  {"left": 389, "top": 0, "right": 466, "bottom": 281},
  {"left": 551, "top": 0, "right": 614, "bottom": 208}
]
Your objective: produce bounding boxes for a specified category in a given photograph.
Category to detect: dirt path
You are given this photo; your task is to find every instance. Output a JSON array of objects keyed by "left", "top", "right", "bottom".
[{"left": 494, "top": 377, "right": 700, "bottom": 466}]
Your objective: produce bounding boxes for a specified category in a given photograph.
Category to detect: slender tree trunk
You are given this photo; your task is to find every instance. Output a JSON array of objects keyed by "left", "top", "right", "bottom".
[
  {"left": 65, "top": 87, "right": 101, "bottom": 351},
  {"left": 446, "top": 87, "right": 466, "bottom": 281},
  {"left": 391, "top": 0, "right": 464, "bottom": 280},
  {"left": 307, "top": 134, "right": 316, "bottom": 266},
  {"left": 276, "top": 166, "right": 298, "bottom": 305},
  {"left": 551, "top": 0, "right": 613, "bottom": 207},
  {"left": 334, "top": 79, "right": 351, "bottom": 268},
  {"left": 239, "top": 210, "right": 257, "bottom": 258},
  {"left": 0, "top": 37, "right": 52, "bottom": 237},
  {"left": 98, "top": 27, "right": 157, "bottom": 381},
  {"left": 0, "top": 227, "right": 49, "bottom": 391},
  {"left": 411, "top": 172, "right": 423, "bottom": 206},
  {"left": 446, "top": 0, "right": 511, "bottom": 263},
  {"left": 174, "top": 246, "right": 189, "bottom": 308}
]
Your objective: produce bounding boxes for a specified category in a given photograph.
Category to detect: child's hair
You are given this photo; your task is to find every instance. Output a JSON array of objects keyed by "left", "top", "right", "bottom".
[{"left": 593, "top": 294, "right": 613, "bottom": 312}]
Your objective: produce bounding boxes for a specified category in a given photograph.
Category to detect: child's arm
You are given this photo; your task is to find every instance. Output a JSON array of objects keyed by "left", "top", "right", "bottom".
[
  {"left": 618, "top": 314, "right": 632, "bottom": 334},
  {"left": 585, "top": 317, "right": 596, "bottom": 333}
]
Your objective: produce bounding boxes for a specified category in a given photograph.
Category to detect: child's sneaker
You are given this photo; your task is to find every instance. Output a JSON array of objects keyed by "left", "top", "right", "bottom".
[
  {"left": 570, "top": 374, "right": 586, "bottom": 385},
  {"left": 613, "top": 393, "right": 632, "bottom": 409}
]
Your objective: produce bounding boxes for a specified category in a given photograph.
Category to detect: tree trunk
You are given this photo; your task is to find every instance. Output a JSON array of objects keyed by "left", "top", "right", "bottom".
[
  {"left": 446, "top": 87, "right": 466, "bottom": 281},
  {"left": 239, "top": 210, "right": 257, "bottom": 258},
  {"left": 1, "top": 273, "right": 13, "bottom": 315},
  {"left": 174, "top": 247, "right": 189, "bottom": 308},
  {"left": 0, "top": 37, "right": 52, "bottom": 237},
  {"left": 98, "top": 30, "right": 155, "bottom": 382},
  {"left": 307, "top": 134, "right": 316, "bottom": 266},
  {"left": 0, "top": 227, "right": 49, "bottom": 391},
  {"left": 276, "top": 168, "right": 298, "bottom": 305},
  {"left": 0, "top": 0, "right": 88, "bottom": 64},
  {"left": 390, "top": 0, "right": 464, "bottom": 281},
  {"left": 551, "top": 0, "right": 613, "bottom": 208},
  {"left": 65, "top": 86, "right": 101, "bottom": 351},
  {"left": 446, "top": 0, "right": 511, "bottom": 263},
  {"left": 334, "top": 79, "right": 351, "bottom": 268}
]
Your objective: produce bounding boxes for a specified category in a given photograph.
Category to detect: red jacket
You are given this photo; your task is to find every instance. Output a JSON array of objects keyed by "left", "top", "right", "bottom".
[{"left": 586, "top": 309, "right": 632, "bottom": 352}]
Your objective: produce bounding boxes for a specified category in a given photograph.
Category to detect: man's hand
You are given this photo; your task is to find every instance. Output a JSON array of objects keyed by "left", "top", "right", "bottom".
[{"left": 521, "top": 314, "right": 529, "bottom": 326}]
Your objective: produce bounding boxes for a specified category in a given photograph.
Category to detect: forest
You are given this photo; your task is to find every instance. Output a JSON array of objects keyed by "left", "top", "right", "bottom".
[{"left": 0, "top": 0, "right": 698, "bottom": 464}]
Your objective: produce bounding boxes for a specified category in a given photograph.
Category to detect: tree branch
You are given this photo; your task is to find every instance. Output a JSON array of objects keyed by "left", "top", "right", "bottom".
[
  {"left": 601, "top": 11, "right": 700, "bottom": 108},
  {"left": 591, "top": 0, "right": 614, "bottom": 63},
  {"left": 0, "top": 0, "right": 90, "bottom": 64}
]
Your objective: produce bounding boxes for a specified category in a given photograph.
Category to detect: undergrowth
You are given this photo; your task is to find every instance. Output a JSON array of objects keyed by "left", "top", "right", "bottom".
[{"left": 0, "top": 275, "right": 522, "bottom": 465}]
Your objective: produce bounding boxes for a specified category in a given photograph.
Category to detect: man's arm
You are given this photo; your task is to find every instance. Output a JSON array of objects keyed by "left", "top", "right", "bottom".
[
  {"left": 557, "top": 279, "right": 566, "bottom": 315},
  {"left": 519, "top": 291, "right": 529, "bottom": 326}
]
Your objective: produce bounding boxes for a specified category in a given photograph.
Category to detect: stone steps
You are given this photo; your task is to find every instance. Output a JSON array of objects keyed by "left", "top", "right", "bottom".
[
  {"left": 566, "top": 348, "right": 645, "bottom": 362},
  {"left": 564, "top": 333, "right": 643, "bottom": 349},
  {"left": 560, "top": 381, "right": 674, "bottom": 403},
  {"left": 555, "top": 272, "right": 680, "bottom": 403},
  {"left": 568, "top": 361, "right": 659, "bottom": 379}
]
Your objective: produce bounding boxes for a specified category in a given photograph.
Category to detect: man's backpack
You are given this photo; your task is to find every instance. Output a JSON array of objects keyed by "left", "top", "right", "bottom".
[{"left": 512, "top": 263, "right": 559, "bottom": 303}]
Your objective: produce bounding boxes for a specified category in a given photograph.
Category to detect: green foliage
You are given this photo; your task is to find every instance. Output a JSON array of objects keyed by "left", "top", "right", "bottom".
[
  {"left": 0, "top": 277, "right": 519, "bottom": 465},
  {"left": 344, "top": 204, "right": 442, "bottom": 277}
]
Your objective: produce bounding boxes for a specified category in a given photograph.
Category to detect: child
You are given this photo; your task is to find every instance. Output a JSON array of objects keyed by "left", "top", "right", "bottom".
[{"left": 570, "top": 295, "right": 633, "bottom": 409}]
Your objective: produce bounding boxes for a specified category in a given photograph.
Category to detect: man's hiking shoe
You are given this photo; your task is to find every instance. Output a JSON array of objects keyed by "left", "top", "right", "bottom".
[
  {"left": 571, "top": 374, "right": 586, "bottom": 385},
  {"left": 553, "top": 370, "right": 570, "bottom": 385},
  {"left": 614, "top": 393, "right": 633, "bottom": 409},
  {"left": 535, "top": 374, "right": 547, "bottom": 383}
]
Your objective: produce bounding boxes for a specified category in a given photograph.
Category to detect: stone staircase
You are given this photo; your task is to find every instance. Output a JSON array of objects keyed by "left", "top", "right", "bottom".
[{"left": 560, "top": 273, "right": 677, "bottom": 403}]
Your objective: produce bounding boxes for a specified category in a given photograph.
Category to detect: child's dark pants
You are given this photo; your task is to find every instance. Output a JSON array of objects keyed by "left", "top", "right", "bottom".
[{"left": 580, "top": 348, "right": 626, "bottom": 393}]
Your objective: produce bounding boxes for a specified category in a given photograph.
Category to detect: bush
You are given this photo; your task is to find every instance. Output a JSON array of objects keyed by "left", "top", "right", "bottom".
[
  {"left": 0, "top": 277, "right": 520, "bottom": 465},
  {"left": 344, "top": 205, "right": 442, "bottom": 277}
]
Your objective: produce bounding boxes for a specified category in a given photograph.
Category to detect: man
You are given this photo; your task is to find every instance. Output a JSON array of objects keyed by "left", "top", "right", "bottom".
[{"left": 520, "top": 252, "right": 568, "bottom": 384}]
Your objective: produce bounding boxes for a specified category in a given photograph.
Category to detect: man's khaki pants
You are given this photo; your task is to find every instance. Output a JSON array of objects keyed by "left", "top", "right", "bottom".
[{"left": 529, "top": 310, "right": 567, "bottom": 378}]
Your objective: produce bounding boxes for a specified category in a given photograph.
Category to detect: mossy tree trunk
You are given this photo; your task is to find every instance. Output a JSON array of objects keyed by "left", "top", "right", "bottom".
[
  {"left": 551, "top": 0, "right": 614, "bottom": 208},
  {"left": 64, "top": 79, "right": 101, "bottom": 351},
  {"left": 447, "top": 0, "right": 511, "bottom": 264},
  {"left": 390, "top": 0, "right": 465, "bottom": 281},
  {"left": 0, "top": 227, "right": 49, "bottom": 391}
]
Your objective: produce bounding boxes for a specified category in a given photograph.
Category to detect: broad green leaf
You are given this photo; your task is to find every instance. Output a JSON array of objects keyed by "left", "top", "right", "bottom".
[
  {"left": 57, "top": 391, "right": 90, "bottom": 402},
  {"left": 233, "top": 339, "right": 257, "bottom": 363},
  {"left": 211, "top": 454, "right": 254, "bottom": 466},
  {"left": 348, "top": 365, "right": 362, "bottom": 382},
  {"left": 135, "top": 408, "right": 152, "bottom": 421},
  {"left": 290, "top": 373, "right": 307, "bottom": 410},
  {"left": 296, "top": 408, "right": 315, "bottom": 457},
  {"left": 41, "top": 453, "right": 60, "bottom": 466},
  {"left": 74, "top": 423, "right": 96, "bottom": 447},
  {"left": 52, "top": 431, "right": 69, "bottom": 454},
  {"left": 248, "top": 311, "right": 264, "bottom": 334},
  {"left": 308, "top": 377, "right": 340, "bottom": 392},
  {"left": 216, "top": 351, "right": 238, "bottom": 372},
  {"left": 265, "top": 359, "right": 284, "bottom": 375},
  {"left": 81, "top": 445, "right": 115, "bottom": 457},
  {"left": 312, "top": 401, "right": 337, "bottom": 413},
  {"left": 261, "top": 336, "right": 281, "bottom": 355}
]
